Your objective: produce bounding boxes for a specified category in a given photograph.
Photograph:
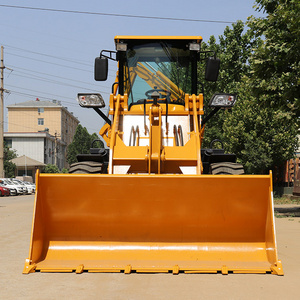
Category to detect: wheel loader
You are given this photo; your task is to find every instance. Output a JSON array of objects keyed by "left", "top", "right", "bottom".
[{"left": 23, "top": 36, "right": 283, "bottom": 275}]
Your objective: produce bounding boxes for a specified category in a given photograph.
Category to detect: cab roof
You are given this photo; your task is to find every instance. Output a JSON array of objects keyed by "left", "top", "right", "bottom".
[{"left": 114, "top": 36, "right": 202, "bottom": 44}]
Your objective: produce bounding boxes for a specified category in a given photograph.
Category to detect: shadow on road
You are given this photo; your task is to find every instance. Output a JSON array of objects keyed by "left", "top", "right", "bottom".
[{"left": 275, "top": 206, "right": 300, "bottom": 217}]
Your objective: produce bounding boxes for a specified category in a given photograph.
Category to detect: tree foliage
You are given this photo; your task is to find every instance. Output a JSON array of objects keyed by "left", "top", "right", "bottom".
[
  {"left": 223, "top": 80, "right": 298, "bottom": 173},
  {"left": 200, "top": 20, "right": 258, "bottom": 147},
  {"left": 66, "top": 124, "right": 104, "bottom": 165},
  {"left": 247, "top": 0, "right": 300, "bottom": 119},
  {"left": 42, "top": 164, "right": 60, "bottom": 173},
  {"left": 4, "top": 146, "right": 17, "bottom": 178},
  {"left": 61, "top": 168, "right": 68, "bottom": 173},
  {"left": 200, "top": 1, "right": 299, "bottom": 174}
]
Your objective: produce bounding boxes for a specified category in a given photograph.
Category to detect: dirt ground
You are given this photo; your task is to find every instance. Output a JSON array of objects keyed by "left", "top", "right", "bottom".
[{"left": 1, "top": 195, "right": 299, "bottom": 300}]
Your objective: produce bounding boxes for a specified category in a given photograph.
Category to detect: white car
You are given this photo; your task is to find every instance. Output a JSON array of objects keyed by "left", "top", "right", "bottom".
[
  {"left": 0, "top": 179, "right": 24, "bottom": 195},
  {"left": 5, "top": 185, "right": 17, "bottom": 196},
  {"left": 12, "top": 179, "right": 31, "bottom": 194},
  {"left": 23, "top": 181, "right": 36, "bottom": 194},
  {"left": 9, "top": 179, "right": 28, "bottom": 195}
]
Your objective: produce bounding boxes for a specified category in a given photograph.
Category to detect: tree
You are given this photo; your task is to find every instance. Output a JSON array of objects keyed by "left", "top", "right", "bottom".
[
  {"left": 61, "top": 168, "right": 68, "bottom": 173},
  {"left": 223, "top": 79, "right": 298, "bottom": 174},
  {"left": 199, "top": 11, "right": 299, "bottom": 174},
  {"left": 66, "top": 124, "right": 104, "bottom": 165},
  {"left": 42, "top": 164, "right": 60, "bottom": 173},
  {"left": 90, "top": 132, "right": 103, "bottom": 148},
  {"left": 200, "top": 20, "right": 258, "bottom": 147},
  {"left": 4, "top": 146, "right": 17, "bottom": 178},
  {"left": 247, "top": 0, "right": 300, "bottom": 120}
]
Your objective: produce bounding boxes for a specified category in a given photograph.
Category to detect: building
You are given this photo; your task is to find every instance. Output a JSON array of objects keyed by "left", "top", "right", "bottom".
[
  {"left": 10, "top": 155, "right": 45, "bottom": 180},
  {"left": 7, "top": 99, "right": 79, "bottom": 145},
  {"left": 6, "top": 99, "right": 79, "bottom": 169},
  {"left": 4, "top": 131, "right": 66, "bottom": 171}
]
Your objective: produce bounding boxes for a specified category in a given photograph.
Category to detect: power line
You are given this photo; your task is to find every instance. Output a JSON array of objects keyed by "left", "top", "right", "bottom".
[
  {"left": 0, "top": 4, "right": 235, "bottom": 24},
  {"left": 6, "top": 51, "right": 117, "bottom": 79},
  {"left": 0, "top": 23, "right": 101, "bottom": 55},
  {"left": 7, "top": 87, "right": 109, "bottom": 114},
  {"left": 6, "top": 87, "right": 79, "bottom": 106},
  {"left": 5, "top": 118, "right": 101, "bottom": 135},
  {"left": 6, "top": 87, "right": 109, "bottom": 114},
  {"left": 3, "top": 44, "right": 92, "bottom": 67},
  {"left": 6, "top": 64, "right": 114, "bottom": 89},
  {"left": 5, "top": 119, "right": 46, "bottom": 132},
  {"left": 5, "top": 52, "right": 92, "bottom": 73},
  {"left": 8, "top": 72, "right": 111, "bottom": 95}
]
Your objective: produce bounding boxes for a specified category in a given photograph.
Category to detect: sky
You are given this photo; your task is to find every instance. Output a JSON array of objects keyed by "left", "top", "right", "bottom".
[{"left": 0, "top": 0, "right": 265, "bottom": 137}]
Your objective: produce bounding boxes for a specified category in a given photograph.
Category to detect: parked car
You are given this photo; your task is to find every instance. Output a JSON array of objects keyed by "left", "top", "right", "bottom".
[
  {"left": 24, "top": 181, "right": 36, "bottom": 194},
  {"left": 0, "top": 179, "right": 25, "bottom": 195},
  {"left": 0, "top": 184, "right": 10, "bottom": 196},
  {"left": 12, "top": 179, "right": 34, "bottom": 194},
  {"left": 0, "top": 181, "right": 17, "bottom": 196},
  {"left": 10, "top": 179, "right": 28, "bottom": 194},
  {"left": 7, "top": 187, "right": 17, "bottom": 196}
]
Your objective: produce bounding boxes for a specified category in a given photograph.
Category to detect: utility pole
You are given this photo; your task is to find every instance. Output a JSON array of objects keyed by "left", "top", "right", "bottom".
[
  {"left": 54, "top": 132, "right": 57, "bottom": 166},
  {"left": 0, "top": 46, "right": 4, "bottom": 177},
  {"left": 54, "top": 132, "right": 61, "bottom": 168}
]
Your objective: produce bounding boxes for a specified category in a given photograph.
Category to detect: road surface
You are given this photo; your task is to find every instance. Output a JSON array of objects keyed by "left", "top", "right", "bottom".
[{"left": 0, "top": 195, "right": 299, "bottom": 299}]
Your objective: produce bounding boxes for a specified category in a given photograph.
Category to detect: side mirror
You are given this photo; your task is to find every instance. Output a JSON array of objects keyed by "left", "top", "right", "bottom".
[
  {"left": 205, "top": 57, "right": 220, "bottom": 82},
  {"left": 94, "top": 57, "right": 108, "bottom": 81}
]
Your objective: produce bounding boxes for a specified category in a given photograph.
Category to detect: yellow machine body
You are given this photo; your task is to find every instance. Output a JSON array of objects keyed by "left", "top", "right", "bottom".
[{"left": 23, "top": 36, "right": 283, "bottom": 275}]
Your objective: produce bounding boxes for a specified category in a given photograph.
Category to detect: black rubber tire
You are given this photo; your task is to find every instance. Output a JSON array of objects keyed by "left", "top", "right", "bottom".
[
  {"left": 210, "top": 162, "right": 244, "bottom": 175},
  {"left": 69, "top": 161, "right": 103, "bottom": 174}
]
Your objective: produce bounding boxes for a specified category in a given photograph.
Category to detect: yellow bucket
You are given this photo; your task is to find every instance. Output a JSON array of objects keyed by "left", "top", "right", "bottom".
[{"left": 23, "top": 171, "right": 283, "bottom": 275}]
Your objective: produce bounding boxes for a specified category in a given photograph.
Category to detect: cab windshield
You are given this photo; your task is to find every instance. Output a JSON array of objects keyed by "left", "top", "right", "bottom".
[{"left": 124, "top": 42, "right": 193, "bottom": 106}]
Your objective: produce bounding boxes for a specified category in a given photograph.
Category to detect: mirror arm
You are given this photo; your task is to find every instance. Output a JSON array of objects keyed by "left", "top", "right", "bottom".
[
  {"left": 202, "top": 107, "right": 221, "bottom": 126},
  {"left": 100, "top": 50, "right": 117, "bottom": 61},
  {"left": 93, "top": 107, "right": 111, "bottom": 126}
]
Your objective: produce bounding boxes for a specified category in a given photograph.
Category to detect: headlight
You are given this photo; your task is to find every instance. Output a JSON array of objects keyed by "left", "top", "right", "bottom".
[
  {"left": 208, "top": 93, "right": 237, "bottom": 108},
  {"left": 116, "top": 42, "right": 127, "bottom": 51},
  {"left": 77, "top": 93, "right": 105, "bottom": 108}
]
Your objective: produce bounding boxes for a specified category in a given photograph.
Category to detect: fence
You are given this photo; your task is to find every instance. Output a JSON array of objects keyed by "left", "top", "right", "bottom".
[{"left": 285, "top": 158, "right": 300, "bottom": 196}]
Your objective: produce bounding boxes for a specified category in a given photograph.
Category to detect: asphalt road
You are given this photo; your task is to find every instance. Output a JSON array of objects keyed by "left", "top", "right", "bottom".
[{"left": 0, "top": 194, "right": 299, "bottom": 300}]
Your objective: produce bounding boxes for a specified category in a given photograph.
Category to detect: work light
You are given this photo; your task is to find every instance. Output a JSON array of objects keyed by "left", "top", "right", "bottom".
[
  {"left": 77, "top": 93, "right": 105, "bottom": 108},
  {"left": 208, "top": 93, "right": 236, "bottom": 108}
]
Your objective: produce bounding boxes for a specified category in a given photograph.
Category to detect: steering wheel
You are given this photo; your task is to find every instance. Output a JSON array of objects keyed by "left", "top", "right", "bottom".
[{"left": 145, "top": 89, "right": 171, "bottom": 99}]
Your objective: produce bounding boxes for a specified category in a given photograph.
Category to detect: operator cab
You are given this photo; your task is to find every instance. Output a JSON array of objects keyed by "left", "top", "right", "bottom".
[
  {"left": 94, "top": 36, "right": 203, "bottom": 111},
  {"left": 117, "top": 37, "right": 201, "bottom": 110}
]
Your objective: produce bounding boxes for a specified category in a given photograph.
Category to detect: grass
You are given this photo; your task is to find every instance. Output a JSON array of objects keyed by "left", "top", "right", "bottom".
[
  {"left": 273, "top": 196, "right": 300, "bottom": 205},
  {"left": 274, "top": 212, "right": 296, "bottom": 218},
  {"left": 273, "top": 195, "right": 300, "bottom": 218}
]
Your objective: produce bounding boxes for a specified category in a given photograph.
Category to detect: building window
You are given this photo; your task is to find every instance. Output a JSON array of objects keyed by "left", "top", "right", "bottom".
[
  {"left": 18, "top": 169, "right": 33, "bottom": 176},
  {"left": 5, "top": 139, "right": 12, "bottom": 148},
  {"left": 38, "top": 118, "right": 44, "bottom": 125},
  {"left": 38, "top": 108, "right": 44, "bottom": 113}
]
